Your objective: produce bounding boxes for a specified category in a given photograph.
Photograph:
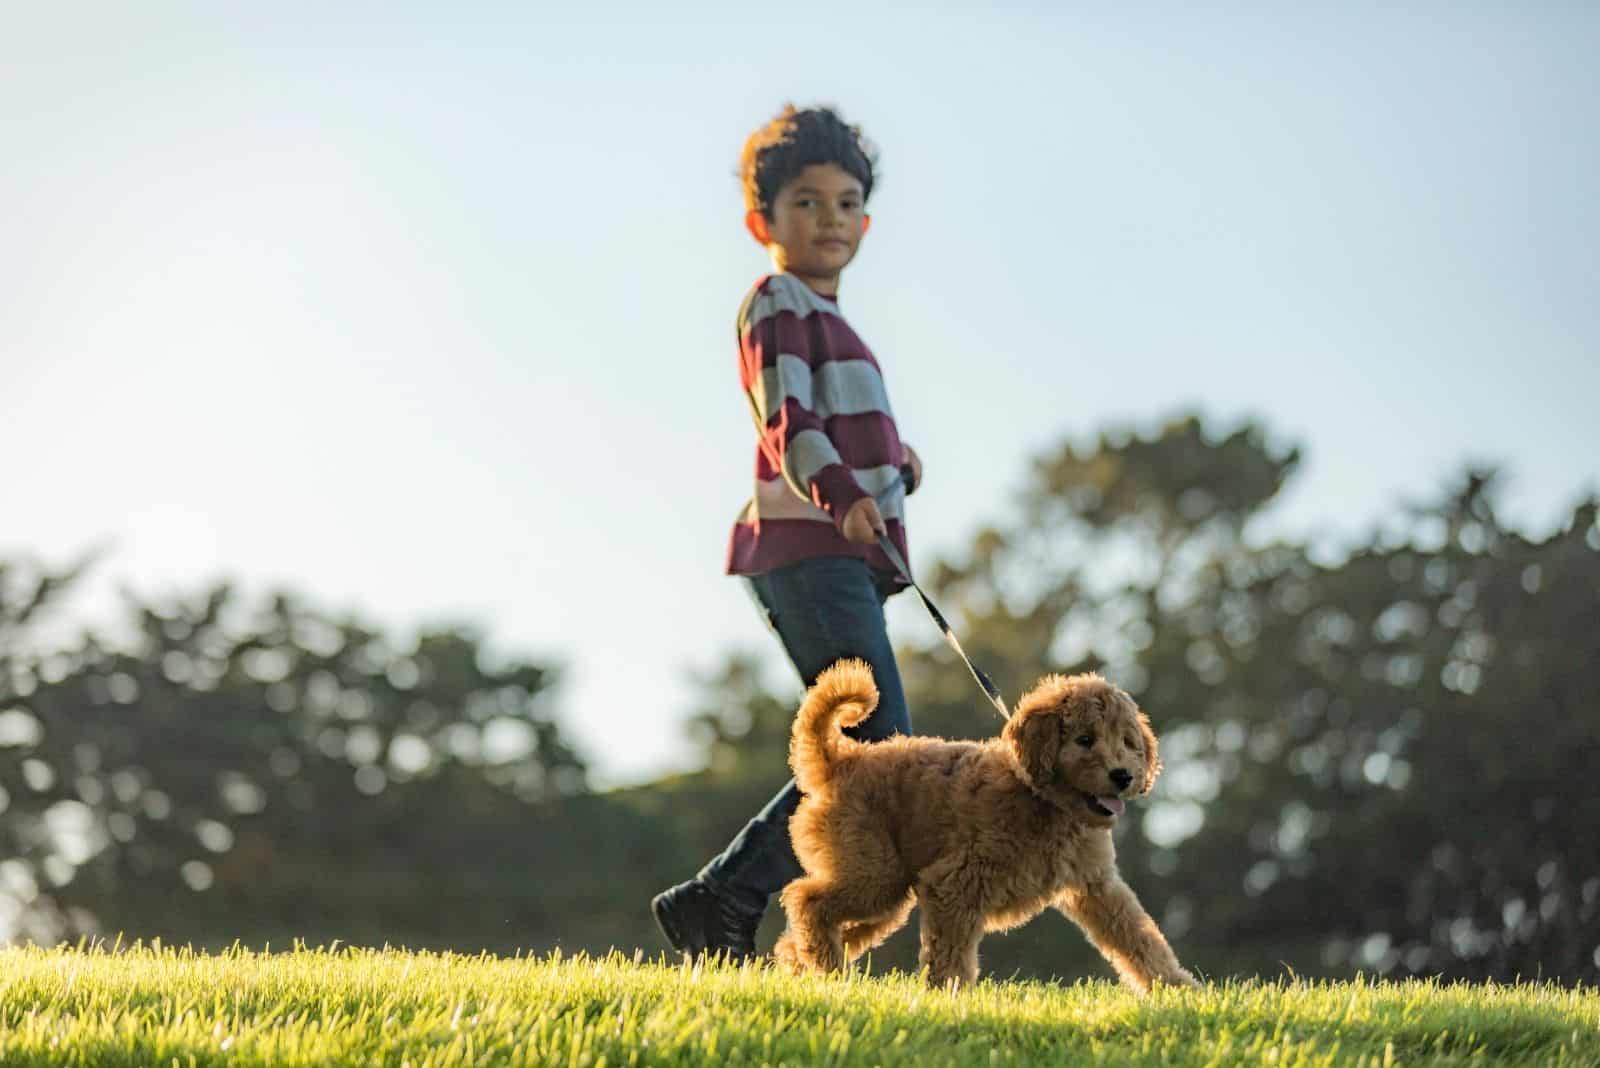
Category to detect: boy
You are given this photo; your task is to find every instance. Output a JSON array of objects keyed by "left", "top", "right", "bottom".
[{"left": 650, "top": 104, "right": 923, "bottom": 960}]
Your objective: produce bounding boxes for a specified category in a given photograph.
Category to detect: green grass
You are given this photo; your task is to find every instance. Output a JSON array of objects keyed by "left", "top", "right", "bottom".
[{"left": 0, "top": 943, "right": 1595, "bottom": 1067}]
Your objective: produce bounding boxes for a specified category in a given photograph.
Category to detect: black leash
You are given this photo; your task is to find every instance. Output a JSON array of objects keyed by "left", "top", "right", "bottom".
[{"left": 873, "top": 474, "right": 1010, "bottom": 722}]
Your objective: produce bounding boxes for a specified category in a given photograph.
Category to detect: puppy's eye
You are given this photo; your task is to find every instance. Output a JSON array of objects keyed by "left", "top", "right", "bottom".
[
  {"left": 1075, "top": 734, "right": 1095, "bottom": 748},
  {"left": 1125, "top": 735, "right": 1138, "bottom": 750}
]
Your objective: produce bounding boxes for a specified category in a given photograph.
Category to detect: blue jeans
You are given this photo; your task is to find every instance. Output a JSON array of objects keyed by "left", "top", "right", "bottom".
[{"left": 697, "top": 554, "right": 912, "bottom": 916}]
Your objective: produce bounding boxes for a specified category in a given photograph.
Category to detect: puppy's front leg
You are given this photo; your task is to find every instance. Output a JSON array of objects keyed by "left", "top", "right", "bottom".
[
  {"left": 916, "top": 873, "right": 984, "bottom": 990},
  {"left": 1057, "top": 879, "right": 1197, "bottom": 994}
]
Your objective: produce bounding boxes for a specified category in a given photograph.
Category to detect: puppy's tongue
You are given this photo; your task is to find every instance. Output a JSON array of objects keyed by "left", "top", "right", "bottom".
[{"left": 1098, "top": 796, "right": 1126, "bottom": 817}]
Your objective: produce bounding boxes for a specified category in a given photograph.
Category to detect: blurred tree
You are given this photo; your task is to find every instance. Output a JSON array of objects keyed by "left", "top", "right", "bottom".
[
  {"left": 0, "top": 564, "right": 588, "bottom": 947},
  {"left": 906, "top": 417, "right": 1302, "bottom": 744},
  {"left": 4, "top": 414, "right": 1594, "bottom": 986},
  {"left": 683, "top": 653, "right": 796, "bottom": 788},
  {"left": 1169, "top": 472, "right": 1600, "bottom": 983}
]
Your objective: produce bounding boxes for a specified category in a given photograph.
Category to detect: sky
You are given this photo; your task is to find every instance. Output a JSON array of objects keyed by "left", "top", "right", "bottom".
[{"left": 3, "top": 3, "right": 1596, "bottom": 788}]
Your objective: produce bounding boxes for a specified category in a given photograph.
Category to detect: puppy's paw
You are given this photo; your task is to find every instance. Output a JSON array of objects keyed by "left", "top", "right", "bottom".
[
  {"left": 1157, "top": 967, "right": 1200, "bottom": 990},
  {"left": 921, "top": 966, "right": 973, "bottom": 993},
  {"left": 772, "top": 930, "right": 807, "bottom": 975}
]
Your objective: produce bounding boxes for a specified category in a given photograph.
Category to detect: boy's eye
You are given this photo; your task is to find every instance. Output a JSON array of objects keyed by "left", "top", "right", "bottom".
[{"left": 1075, "top": 734, "right": 1095, "bottom": 748}]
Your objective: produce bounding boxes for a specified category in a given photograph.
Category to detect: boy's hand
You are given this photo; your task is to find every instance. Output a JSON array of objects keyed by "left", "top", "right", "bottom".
[
  {"left": 903, "top": 444, "right": 922, "bottom": 492},
  {"left": 842, "top": 497, "right": 887, "bottom": 544}
]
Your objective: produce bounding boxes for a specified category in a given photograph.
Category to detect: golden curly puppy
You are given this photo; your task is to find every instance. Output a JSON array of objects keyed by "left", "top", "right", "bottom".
[{"left": 773, "top": 659, "right": 1198, "bottom": 992}]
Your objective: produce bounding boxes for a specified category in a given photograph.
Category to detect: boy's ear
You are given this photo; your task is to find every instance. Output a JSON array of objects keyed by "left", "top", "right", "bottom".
[
  {"left": 744, "top": 209, "right": 772, "bottom": 246},
  {"left": 862, "top": 213, "right": 871, "bottom": 235}
]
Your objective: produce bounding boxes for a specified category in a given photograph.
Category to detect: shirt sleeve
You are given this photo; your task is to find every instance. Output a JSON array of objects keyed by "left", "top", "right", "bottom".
[{"left": 739, "top": 281, "right": 870, "bottom": 529}]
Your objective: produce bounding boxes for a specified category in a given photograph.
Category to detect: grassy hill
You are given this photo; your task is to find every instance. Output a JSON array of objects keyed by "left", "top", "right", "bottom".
[{"left": 0, "top": 943, "right": 1594, "bottom": 1066}]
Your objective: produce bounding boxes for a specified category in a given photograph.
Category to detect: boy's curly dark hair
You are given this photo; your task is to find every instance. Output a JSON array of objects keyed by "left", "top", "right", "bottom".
[{"left": 739, "top": 104, "right": 878, "bottom": 218}]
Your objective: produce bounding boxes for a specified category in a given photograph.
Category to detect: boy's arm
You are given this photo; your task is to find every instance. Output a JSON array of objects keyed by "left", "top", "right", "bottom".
[{"left": 740, "top": 293, "right": 871, "bottom": 532}]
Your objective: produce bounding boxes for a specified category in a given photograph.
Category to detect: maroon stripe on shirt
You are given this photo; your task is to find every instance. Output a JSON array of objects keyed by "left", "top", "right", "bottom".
[
  {"left": 726, "top": 515, "right": 910, "bottom": 583},
  {"left": 821, "top": 411, "right": 904, "bottom": 470},
  {"left": 809, "top": 463, "right": 868, "bottom": 520},
  {"left": 742, "top": 311, "right": 879, "bottom": 373}
]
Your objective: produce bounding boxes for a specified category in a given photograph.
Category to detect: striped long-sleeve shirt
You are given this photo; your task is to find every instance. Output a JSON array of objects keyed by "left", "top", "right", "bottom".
[{"left": 724, "top": 272, "right": 911, "bottom": 582}]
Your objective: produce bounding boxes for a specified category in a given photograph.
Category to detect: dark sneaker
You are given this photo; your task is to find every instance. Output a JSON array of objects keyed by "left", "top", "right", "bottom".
[{"left": 650, "top": 879, "right": 761, "bottom": 961}]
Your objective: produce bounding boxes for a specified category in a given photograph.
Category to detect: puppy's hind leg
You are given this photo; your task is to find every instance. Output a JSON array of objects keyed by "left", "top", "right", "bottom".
[
  {"left": 840, "top": 891, "right": 915, "bottom": 963},
  {"left": 780, "top": 872, "right": 911, "bottom": 975},
  {"left": 777, "top": 876, "right": 849, "bottom": 974}
]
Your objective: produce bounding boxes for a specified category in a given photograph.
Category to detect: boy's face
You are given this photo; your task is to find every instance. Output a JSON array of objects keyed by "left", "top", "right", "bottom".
[{"left": 746, "top": 163, "right": 869, "bottom": 296}]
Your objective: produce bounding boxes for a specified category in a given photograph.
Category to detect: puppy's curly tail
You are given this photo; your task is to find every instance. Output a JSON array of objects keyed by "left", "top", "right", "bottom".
[{"left": 790, "top": 659, "right": 878, "bottom": 794}]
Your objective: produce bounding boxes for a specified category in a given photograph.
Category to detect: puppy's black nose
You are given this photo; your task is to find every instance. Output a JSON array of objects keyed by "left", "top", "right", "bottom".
[{"left": 1109, "top": 768, "right": 1133, "bottom": 792}]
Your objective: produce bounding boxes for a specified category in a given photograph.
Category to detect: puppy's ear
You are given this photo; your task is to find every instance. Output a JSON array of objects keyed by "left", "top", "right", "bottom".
[
  {"left": 1005, "top": 706, "right": 1062, "bottom": 788},
  {"left": 1137, "top": 708, "right": 1162, "bottom": 794}
]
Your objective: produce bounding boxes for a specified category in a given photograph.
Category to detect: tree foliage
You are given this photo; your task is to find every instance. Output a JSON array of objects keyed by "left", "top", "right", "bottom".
[
  {"left": 2, "top": 414, "right": 1593, "bottom": 985},
  {"left": 0, "top": 570, "right": 586, "bottom": 946}
]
